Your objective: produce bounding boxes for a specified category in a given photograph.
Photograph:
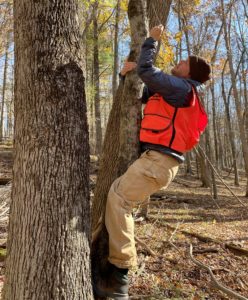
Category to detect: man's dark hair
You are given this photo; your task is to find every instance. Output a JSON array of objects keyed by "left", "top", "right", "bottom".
[{"left": 189, "top": 56, "right": 211, "bottom": 84}]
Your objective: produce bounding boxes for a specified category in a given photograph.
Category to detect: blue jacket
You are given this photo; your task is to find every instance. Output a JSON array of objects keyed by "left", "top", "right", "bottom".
[
  {"left": 137, "top": 37, "right": 202, "bottom": 163},
  {"left": 138, "top": 37, "right": 201, "bottom": 106}
]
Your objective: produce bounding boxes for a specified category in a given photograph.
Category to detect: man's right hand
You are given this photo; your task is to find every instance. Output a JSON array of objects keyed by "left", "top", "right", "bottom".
[
  {"left": 120, "top": 61, "right": 137, "bottom": 76},
  {"left": 150, "top": 25, "right": 164, "bottom": 41}
]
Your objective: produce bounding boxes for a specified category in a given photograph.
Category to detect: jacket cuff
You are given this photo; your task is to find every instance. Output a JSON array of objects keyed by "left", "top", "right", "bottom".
[{"left": 143, "top": 37, "right": 157, "bottom": 47}]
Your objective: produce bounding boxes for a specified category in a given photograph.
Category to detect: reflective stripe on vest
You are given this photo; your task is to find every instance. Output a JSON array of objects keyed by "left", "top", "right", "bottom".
[{"left": 139, "top": 87, "right": 208, "bottom": 153}]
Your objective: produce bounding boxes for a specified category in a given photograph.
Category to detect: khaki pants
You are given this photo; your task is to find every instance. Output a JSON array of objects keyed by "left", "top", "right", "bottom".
[{"left": 105, "top": 150, "right": 179, "bottom": 269}]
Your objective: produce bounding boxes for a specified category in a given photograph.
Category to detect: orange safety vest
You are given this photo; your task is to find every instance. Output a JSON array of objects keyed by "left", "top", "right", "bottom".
[{"left": 140, "top": 87, "right": 208, "bottom": 153}]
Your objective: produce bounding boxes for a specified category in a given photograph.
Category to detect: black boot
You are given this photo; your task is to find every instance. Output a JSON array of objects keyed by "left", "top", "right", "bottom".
[{"left": 93, "top": 262, "right": 129, "bottom": 300}]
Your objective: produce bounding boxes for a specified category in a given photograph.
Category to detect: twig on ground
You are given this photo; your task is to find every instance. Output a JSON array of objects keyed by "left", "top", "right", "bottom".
[
  {"left": 193, "top": 247, "right": 219, "bottom": 254},
  {"left": 135, "top": 236, "right": 156, "bottom": 257},
  {"left": 189, "top": 244, "right": 248, "bottom": 300}
]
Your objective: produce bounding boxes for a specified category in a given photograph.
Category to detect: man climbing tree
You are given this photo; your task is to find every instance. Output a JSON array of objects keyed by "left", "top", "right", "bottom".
[{"left": 93, "top": 25, "right": 211, "bottom": 299}]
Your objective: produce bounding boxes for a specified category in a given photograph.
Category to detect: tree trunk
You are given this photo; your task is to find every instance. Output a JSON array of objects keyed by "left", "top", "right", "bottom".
[
  {"left": 0, "top": 37, "right": 10, "bottom": 142},
  {"left": 221, "top": 61, "right": 239, "bottom": 186},
  {"left": 91, "top": 2, "right": 148, "bottom": 290},
  {"left": 116, "top": 1, "right": 148, "bottom": 175},
  {"left": 93, "top": 0, "right": 102, "bottom": 155},
  {"left": 147, "top": 0, "right": 172, "bottom": 28},
  {"left": 112, "top": 0, "right": 121, "bottom": 98},
  {"left": 205, "top": 126, "right": 218, "bottom": 199},
  {"left": 92, "top": 0, "right": 148, "bottom": 229},
  {"left": 3, "top": 1, "right": 93, "bottom": 299},
  {"left": 196, "top": 143, "right": 211, "bottom": 188},
  {"left": 185, "top": 152, "right": 193, "bottom": 175},
  {"left": 221, "top": 0, "right": 248, "bottom": 196},
  {"left": 147, "top": 0, "right": 172, "bottom": 59}
]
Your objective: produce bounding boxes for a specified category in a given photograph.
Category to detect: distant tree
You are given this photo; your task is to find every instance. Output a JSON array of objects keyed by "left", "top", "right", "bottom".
[
  {"left": 221, "top": 0, "right": 248, "bottom": 196},
  {"left": 93, "top": 0, "right": 103, "bottom": 155},
  {"left": 112, "top": 0, "right": 121, "bottom": 98},
  {"left": 0, "top": 34, "right": 10, "bottom": 141}
]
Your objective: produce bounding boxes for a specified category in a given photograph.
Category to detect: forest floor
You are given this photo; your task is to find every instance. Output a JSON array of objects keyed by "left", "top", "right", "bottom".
[{"left": 0, "top": 145, "right": 248, "bottom": 299}]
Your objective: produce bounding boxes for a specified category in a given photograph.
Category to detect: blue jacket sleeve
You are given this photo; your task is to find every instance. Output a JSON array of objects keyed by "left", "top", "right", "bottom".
[{"left": 137, "top": 37, "right": 192, "bottom": 107}]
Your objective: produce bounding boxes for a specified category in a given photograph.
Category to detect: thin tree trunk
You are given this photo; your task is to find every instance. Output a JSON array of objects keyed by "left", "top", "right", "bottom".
[
  {"left": 0, "top": 37, "right": 10, "bottom": 142},
  {"left": 221, "top": 53, "right": 243, "bottom": 186},
  {"left": 112, "top": 0, "right": 121, "bottom": 98},
  {"left": 3, "top": 1, "right": 93, "bottom": 299},
  {"left": 210, "top": 83, "right": 218, "bottom": 164},
  {"left": 196, "top": 144, "right": 211, "bottom": 188},
  {"left": 241, "top": 57, "right": 248, "bottom": 143},
  {"left": 93, "top": 0, "right": 102, "bottom": 155}
]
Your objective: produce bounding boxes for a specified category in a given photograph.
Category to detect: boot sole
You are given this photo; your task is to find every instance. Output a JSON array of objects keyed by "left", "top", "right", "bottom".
[{"left": 93, "top": 285, "right": 129, "bottom": 300}]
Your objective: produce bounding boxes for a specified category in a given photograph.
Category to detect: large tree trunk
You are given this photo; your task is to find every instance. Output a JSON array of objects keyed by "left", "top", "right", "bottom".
[{"left": 3, "top": 1, "right": 93, "bottom": 299}]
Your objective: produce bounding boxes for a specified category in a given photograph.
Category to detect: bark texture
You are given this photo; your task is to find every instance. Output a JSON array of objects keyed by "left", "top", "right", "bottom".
[
  {"left": 117, "top": 0, "right": 148, "bottom": 175},
  {"left": 147, "top": 0, "right": 172, "bottom": 28},
  {"left": 3, "top": 1, "right": 93, "bottom": 299}
]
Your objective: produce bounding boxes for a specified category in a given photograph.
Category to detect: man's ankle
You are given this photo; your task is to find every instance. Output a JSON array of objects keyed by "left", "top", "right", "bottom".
[{"left": 109, "top": 262, "right": 129, "bottom": 275}]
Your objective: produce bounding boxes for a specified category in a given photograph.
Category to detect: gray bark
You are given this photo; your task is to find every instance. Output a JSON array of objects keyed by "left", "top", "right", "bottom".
[
  {"left": 3, "top": 1, "right": 93, "bottom": 299},
  {"left": 117, "top": 0, "right": 148, "bottom": 175}
]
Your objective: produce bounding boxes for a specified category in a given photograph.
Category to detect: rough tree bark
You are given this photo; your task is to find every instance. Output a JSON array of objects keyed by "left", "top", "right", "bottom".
[{"left": 3, "top": 1, "right": 93, "bottom": 299}]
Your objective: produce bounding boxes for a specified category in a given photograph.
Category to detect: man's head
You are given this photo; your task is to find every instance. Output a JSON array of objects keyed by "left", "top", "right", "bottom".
[{"left": 171, "top": 56, "right": 211, "bottom": 84}]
